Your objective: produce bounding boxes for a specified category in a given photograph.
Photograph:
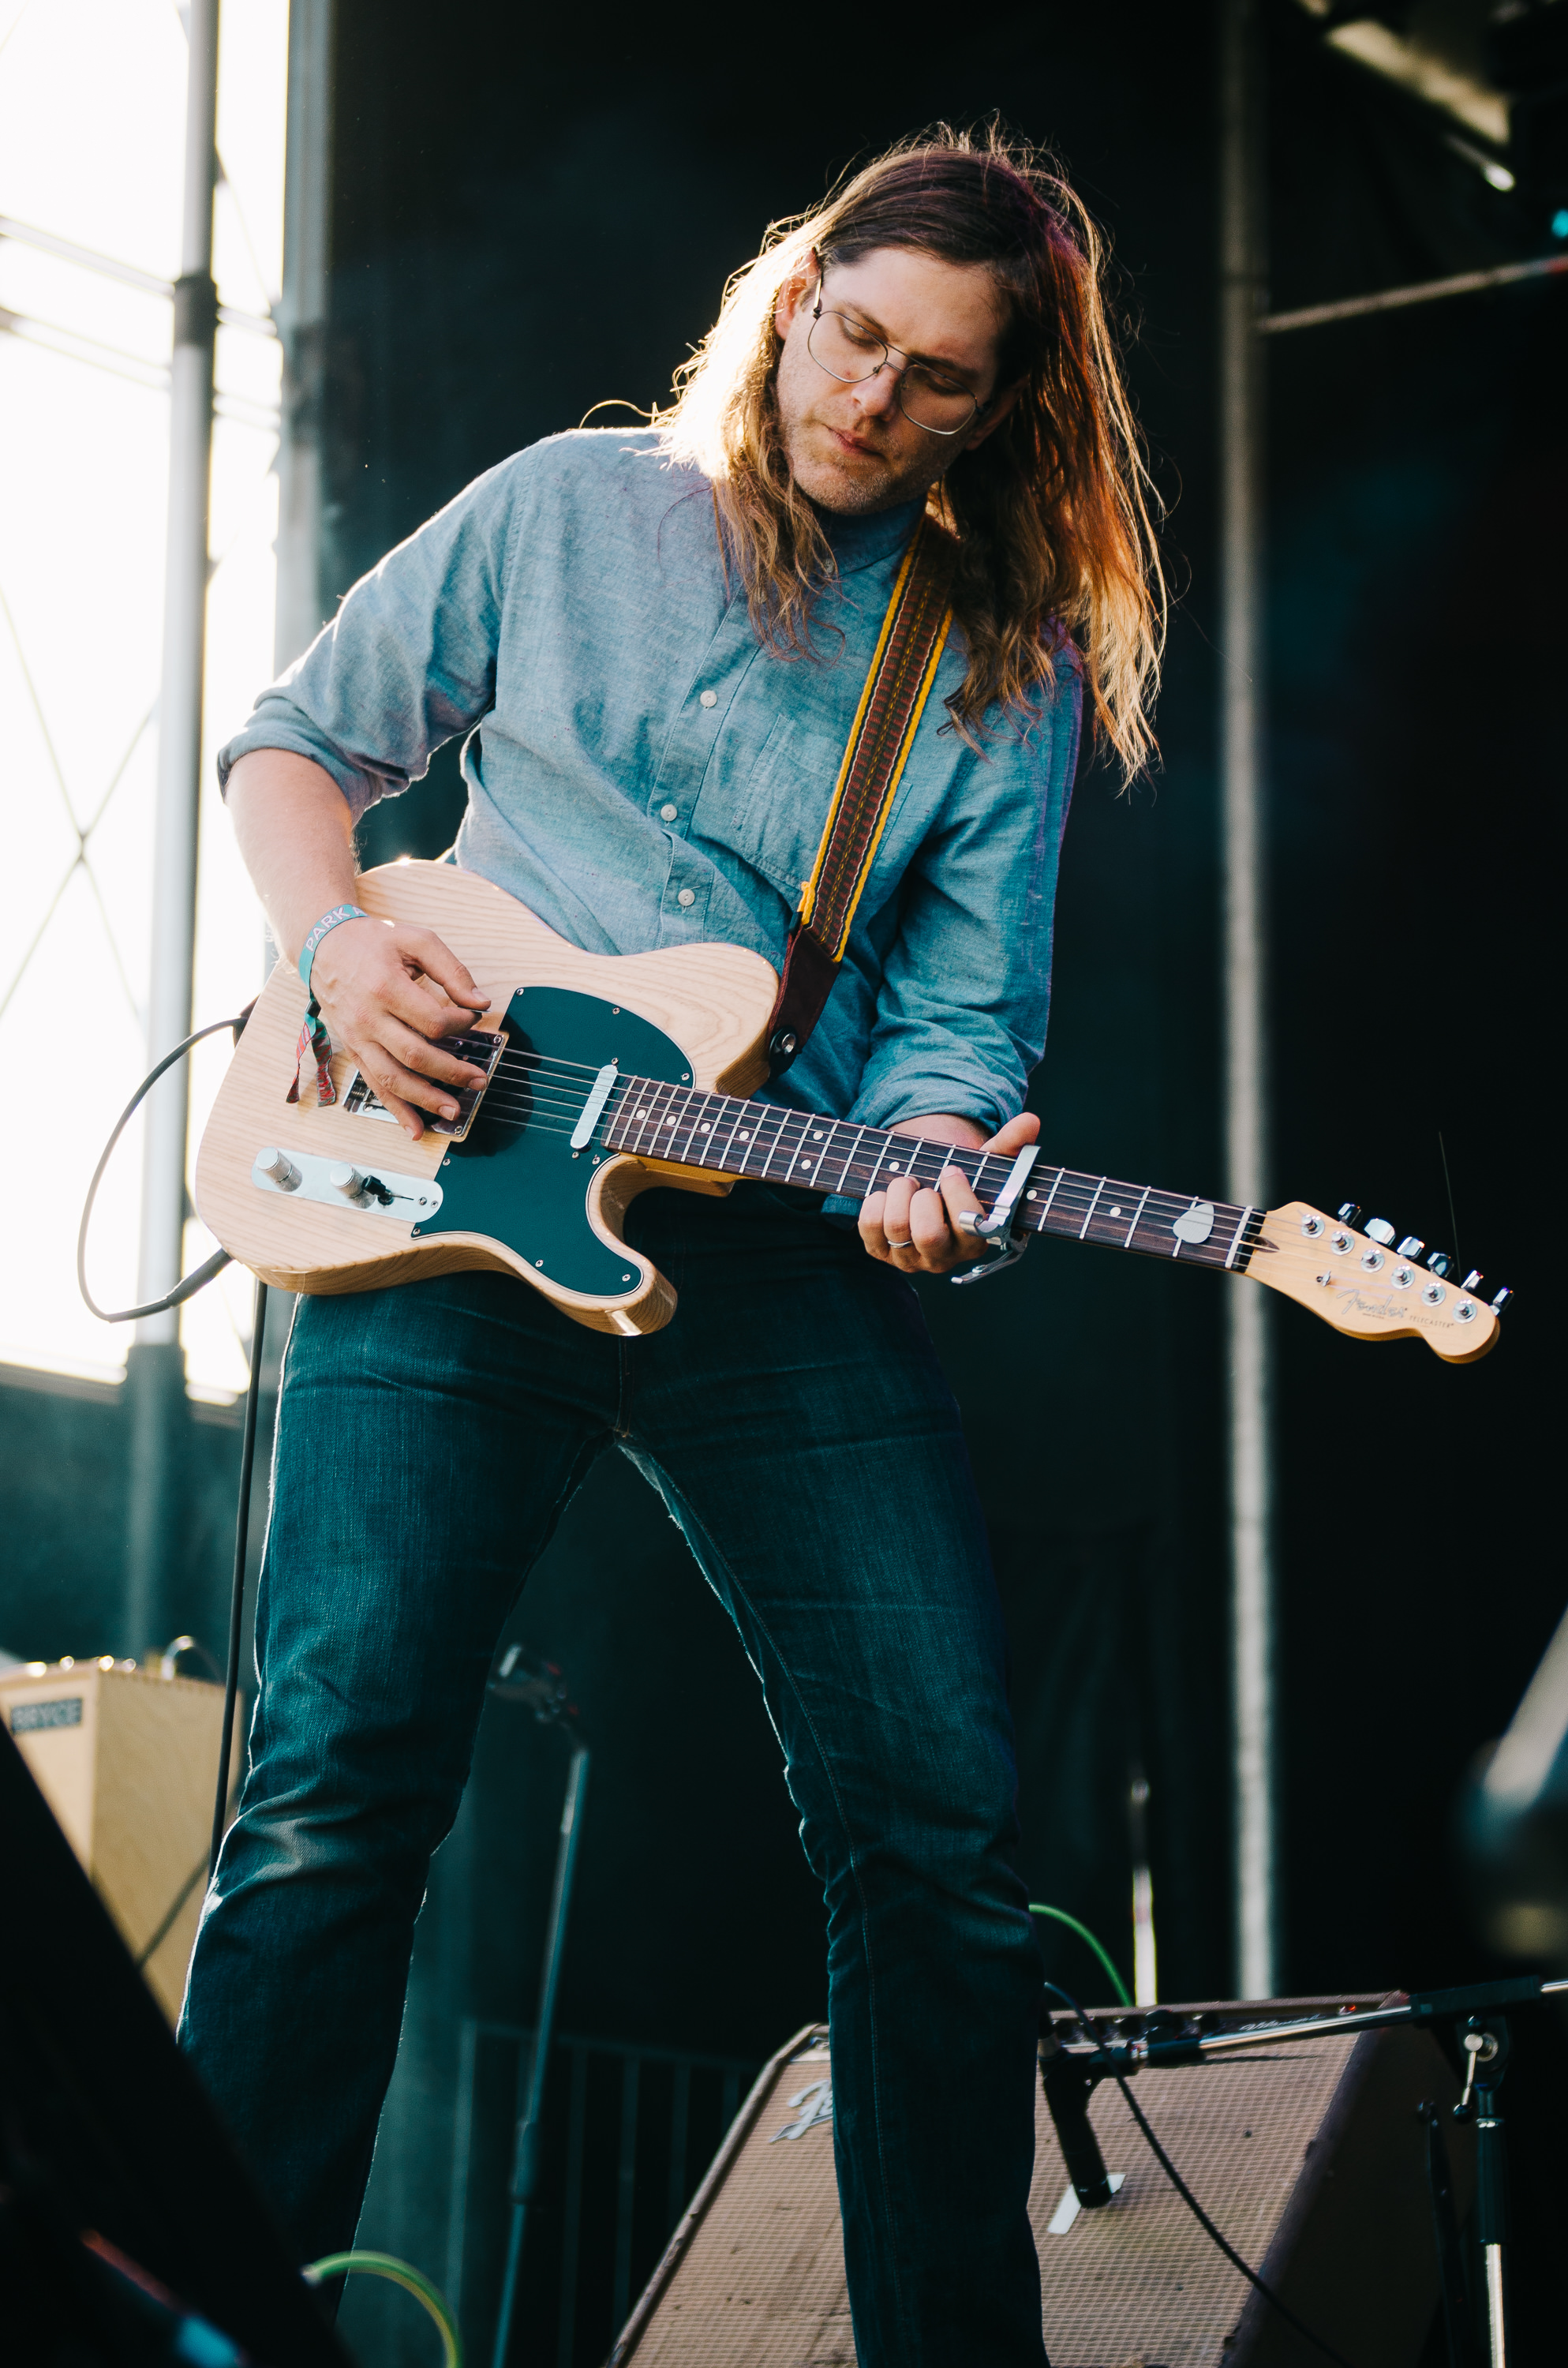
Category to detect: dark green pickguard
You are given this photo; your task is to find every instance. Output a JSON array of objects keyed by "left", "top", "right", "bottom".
[{"left": 415, "top": 987, "right": 692, "bottom": 1295}]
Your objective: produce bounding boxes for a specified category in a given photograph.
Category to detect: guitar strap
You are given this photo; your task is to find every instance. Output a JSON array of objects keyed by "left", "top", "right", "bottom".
[{"left": 765, "top": 515, "right": 958, "bottom": 1077}]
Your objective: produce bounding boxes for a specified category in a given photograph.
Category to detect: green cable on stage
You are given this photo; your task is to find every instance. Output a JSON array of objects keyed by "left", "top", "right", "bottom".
[
  {"left": 304, "top": 2250, "right": 463, "bottom": 2367},
  {"left": 1028, "top": 1902, "right": 1132, "bottom": 2007}
]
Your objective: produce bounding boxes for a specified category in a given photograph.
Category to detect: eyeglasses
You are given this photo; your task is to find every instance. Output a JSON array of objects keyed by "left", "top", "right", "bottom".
[{"left": 807, "top": 281, "right": 985, "bottom": 438}]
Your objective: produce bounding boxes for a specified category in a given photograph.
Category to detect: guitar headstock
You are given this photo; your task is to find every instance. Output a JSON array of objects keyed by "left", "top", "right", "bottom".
[{"left": 1249, "top": 1201, "right": 1507, "bottom": 1363}]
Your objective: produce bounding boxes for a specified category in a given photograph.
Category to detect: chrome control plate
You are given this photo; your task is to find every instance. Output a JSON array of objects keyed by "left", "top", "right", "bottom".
[{"left": 250, "top": 1145, "right": 443, "bottom": 1221}]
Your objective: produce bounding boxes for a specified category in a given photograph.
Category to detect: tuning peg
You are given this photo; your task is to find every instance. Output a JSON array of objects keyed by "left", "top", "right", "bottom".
[
  {"left": 1337, "top": 1203, "right": 1362, "bottom": 1227},
  {"left": 1397, "top": 1235, "right": 1425, "bottom": 1260},
  {"left": 1489, "top": 1286, "right": 1514, "bottom": 1315},
  {"left": 1424, "top": 1250, "right": 1453, "bottom": 1278},
  {"left": 1364, "top": 1218, "right": 1396, "bottom": 1246},
  {"left": 1462, "top": 1270, "right": 1483, "bottom": 1293}
]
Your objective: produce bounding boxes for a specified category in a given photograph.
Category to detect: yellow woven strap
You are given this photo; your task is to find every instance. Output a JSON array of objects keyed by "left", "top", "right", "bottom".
[
  {"left": 799, "top": 517, "right": 958, "bottom": 960},
  {"left": 765, "top": 519, "right": 956, "bottom": 1074}
]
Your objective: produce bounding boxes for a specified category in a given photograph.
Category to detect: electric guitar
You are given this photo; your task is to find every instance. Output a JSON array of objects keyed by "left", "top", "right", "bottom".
[{"left": 193, "top": 861, "right": 1506, "bottom": 1362}]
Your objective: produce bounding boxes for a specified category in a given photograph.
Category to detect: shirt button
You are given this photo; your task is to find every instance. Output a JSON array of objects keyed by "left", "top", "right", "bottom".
[
  {"left": 660, "top": 803, "right": 679, "bottom": 822},
  {"left": 676, "top": 887, "right": 695, "bottom": 907},
  {"left": 698, "top": 689, "right": 717, "bottom": 708}
]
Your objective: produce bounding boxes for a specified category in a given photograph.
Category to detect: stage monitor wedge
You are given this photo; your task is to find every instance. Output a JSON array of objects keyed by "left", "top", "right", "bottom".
[{"left": 613, "top": 2003, "right": 1472, "bottom": 2368}]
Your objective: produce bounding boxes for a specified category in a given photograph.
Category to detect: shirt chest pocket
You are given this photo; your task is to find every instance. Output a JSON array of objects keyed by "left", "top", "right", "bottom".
[{"left": 698, "top": 713, "right": 848, "bottom": 901}]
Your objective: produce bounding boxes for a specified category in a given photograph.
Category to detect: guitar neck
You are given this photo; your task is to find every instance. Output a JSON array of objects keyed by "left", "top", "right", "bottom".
[{"left": 600, "top": 1074, "right": 1264, "bottom": 1274}]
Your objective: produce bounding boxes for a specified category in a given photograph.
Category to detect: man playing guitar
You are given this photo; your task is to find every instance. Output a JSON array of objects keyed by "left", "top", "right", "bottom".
[{"left": 185, "top": 126, "right": 1162, "bottom": 2366}]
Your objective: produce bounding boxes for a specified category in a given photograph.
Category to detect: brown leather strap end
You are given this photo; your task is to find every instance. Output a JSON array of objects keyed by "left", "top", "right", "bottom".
[{"left": 765, "top": 923, "right": 840, "bottom": 1077}]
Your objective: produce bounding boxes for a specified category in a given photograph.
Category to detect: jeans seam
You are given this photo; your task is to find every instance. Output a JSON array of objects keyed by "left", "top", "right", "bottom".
[{"left": 631, "top": 1458, "right": 916, "bottom": 2362}]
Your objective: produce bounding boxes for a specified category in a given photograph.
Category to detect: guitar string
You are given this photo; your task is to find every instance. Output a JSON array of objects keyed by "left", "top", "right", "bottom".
[
  {"left": 421, "top": 1051, "right": 1266, "bottom": 1218},
  {"left": 447, "top": 1065, "right": 1252, "bottom": 1213},
  {"left": 365, "top": 1113, "right": 1248, "bottom": 1259},
  {"left": 364, "top": 1075, "right": 1251, "bottom": 1233},
  {"left": 350, "top": 1053, "right": 1255, "bottom": 1239},
  {"left": 425, "top": 1085, "right": 1243, "bottom": 1213},
  {"left": 456, "top": 1118, "right": 1247, "bottom": 1235}
]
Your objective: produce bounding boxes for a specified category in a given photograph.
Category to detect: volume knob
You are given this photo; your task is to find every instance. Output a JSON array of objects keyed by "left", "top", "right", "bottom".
[
  {"left": 257, "top": 1147, "right": 301, "bottom": 1190},
  {"left": 328, "top": 1163, "right": 365, "bottom": 1200},
  {"left": 1364, "top": 1218, "right": 1396, "bottom": 1246}
]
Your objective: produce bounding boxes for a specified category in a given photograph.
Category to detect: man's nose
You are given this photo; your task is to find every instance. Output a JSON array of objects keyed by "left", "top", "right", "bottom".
[{"left": 851, "top": 363, "right": 903, "bottom": 422}]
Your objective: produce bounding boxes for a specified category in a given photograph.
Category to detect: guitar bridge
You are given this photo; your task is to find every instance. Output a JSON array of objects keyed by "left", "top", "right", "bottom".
[{"left": 342, "top": 1028, "right": 507, "bottom": 1140}]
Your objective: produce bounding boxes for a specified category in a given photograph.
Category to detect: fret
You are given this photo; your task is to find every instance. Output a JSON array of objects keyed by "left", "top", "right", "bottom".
[
  {"left": 717, "top": 1095, "right": 751, "bottom": 1171},
  {"left": 641, "top": 1079, "right": 672, "bottom": 1156},
  {"left": 834, "top": 1124, "right": 868, "bottom": 1193},
  {"left": 1224, "top": 1205, "right": 1255, "bottom": 1271},
  {"left": 757, "top": 1105, "right": 795, "bottom": 1178},
  {"left": 677, "top": 1088, "right": 718, "bottom": 1167},
  {"left": 649, "top": 1079, "right": 683, "bottom": 1153},
  {"left": 1021, "top": 1166, "right": 1068, "bottom": 1231},
  {"left": 793, "top": 1116, "right": 832, "bottom": 1183},
  {"left": 1076, "top": 1176, "right": 1106, "bottom": 1240},
  {"left": 783, "top": 1111, "right": 815, "bottom": 1181},
  {"left": 1123, "top": 1185, "right": 1151, "bottom": 1248}
]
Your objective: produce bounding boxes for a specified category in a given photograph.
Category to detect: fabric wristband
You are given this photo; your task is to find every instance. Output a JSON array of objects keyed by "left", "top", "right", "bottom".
[{"left": 298, "top": 903, "right": 371, "bottom": 991}]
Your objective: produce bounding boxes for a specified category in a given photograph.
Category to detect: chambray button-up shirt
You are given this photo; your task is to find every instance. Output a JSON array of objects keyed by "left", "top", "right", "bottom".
[{"left": 219, "top": 429, "right": 1080, "bottom": 1137}]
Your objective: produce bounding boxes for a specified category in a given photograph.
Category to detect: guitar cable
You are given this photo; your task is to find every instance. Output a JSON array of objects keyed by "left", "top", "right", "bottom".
[
  {"left": 77, "top": 1010, "right": 252, "bottom": 1325},
  {"left": 1042, "top": 1980, "right": 1360, "bottom": 2368},
  {"left": 77, "top": 1006, "right": 264, "bottom": 1881}
]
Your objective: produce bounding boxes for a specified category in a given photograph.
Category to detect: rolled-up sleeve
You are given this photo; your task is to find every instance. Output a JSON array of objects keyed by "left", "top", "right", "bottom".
[
  {"left": 849, "top": 661, "right": 1080, "bottom": 1135},
  {"left": 217, "top": 455, "right": 523, "bottom": 819}
]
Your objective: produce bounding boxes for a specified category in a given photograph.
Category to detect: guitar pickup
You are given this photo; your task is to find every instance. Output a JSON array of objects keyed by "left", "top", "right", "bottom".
[{"left": 342, "top": 1028, "right": 507, "bottom": 1140}]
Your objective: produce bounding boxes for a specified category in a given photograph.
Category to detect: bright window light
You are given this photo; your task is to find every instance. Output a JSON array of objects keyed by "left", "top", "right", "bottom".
[{"left": 0, "top": 0, "right": 286, "bottom": 1399}]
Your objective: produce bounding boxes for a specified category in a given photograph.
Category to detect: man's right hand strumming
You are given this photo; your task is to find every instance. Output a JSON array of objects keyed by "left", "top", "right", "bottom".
[{"left": 226, "top": 747, "right": 490, "bottom": 1139}]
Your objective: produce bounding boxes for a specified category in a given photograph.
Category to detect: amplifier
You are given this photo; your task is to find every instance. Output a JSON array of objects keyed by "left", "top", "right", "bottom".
[
  {"left": 612, "top": 1999, "right": 1471, "bottom": 2367},
  {"left": 0, "top": 1657, "right": 232, "bottom": 2024}
]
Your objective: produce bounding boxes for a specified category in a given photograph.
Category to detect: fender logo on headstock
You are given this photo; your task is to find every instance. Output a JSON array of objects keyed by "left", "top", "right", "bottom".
[{"left": 1249, "top": 1201, "right": 1501, "bottom": 1366}]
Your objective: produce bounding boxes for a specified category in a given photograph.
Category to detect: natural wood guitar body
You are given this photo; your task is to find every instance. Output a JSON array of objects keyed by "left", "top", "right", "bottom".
[
  {"left": 193, "top": 860, "right": 779, "bottom": 1336},
  {"left": 195, "top": 860, "right": 1503, "bottom": 1361}
]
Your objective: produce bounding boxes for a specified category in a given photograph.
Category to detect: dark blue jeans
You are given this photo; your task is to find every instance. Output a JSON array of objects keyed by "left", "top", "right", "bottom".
[{"left": 181, "top": 1182, "right": 1046, "bottom": 2366}]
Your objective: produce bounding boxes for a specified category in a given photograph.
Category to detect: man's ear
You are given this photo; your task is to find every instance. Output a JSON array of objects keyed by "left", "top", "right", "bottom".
[
  {"left": 773, "top": 249, "right": 819, "bottom": 340},
  {"left": 964, "top": 381, "right": 1023, "bottom": 454}
]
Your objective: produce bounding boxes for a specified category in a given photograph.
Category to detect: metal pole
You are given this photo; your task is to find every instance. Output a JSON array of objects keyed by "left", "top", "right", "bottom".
[
  {"left": 1218, "top": 0, "right": 1278, "bottom": 2000},
  {"left": 275, "top": 0, "right": 334, "bottom": 675},
  {"left": 123, "top": 0, "right": 222, "bottom": 1659},
  {"left": 492, "top": 1742, "right": 591, "bottom": 2368}
]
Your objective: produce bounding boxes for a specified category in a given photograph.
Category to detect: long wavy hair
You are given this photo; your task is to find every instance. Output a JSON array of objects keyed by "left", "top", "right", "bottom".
[{"left": 655, "top": 126, "right": 1166, "bottom": 780}]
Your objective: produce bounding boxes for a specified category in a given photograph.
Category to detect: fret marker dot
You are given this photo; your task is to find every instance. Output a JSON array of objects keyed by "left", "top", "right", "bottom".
[
  {"left": 699, "top": 1122, "right": 710, "bottom": 1132},
  {"left": 812, "top": 1129, "right": 824, "bottom": 1140},
  {"left": 1109, "top": 1205, "right": 1122, "bottom": 1219},
  {"left": 739, "top": 1130, "right": 750, "bottom": 1142},
  {"left": 1026, "top": 1190, "right": 1037, "bottom": 1200}
]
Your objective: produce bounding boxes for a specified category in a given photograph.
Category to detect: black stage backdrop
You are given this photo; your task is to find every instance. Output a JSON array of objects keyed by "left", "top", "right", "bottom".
[{"left": 294, "top": 1, "right": 1563, "bottom": 2353}]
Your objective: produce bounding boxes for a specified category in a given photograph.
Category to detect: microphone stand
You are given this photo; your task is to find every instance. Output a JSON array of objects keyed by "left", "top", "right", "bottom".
[
  {"left": 488, "top": 1652, "right": 591, "bottom": 2368},
  {"left": 1040, "top": 1973, "right": 1567, "bottom": 2368}
]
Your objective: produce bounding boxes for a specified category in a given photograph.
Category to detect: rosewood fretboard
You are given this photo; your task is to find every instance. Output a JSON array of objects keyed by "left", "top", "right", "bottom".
[{"left": 477, "top": 1051, "right": 1265, "bottom": 1274}]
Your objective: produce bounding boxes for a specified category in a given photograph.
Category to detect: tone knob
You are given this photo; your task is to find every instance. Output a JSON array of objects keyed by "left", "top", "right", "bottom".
[
  {"left": 257, "top": 1148, "right": 300, "bottom": 1190},
  {"left": 1337, "top": 1202, "right": 1362, "bottom": 1227},
  {"left": 1397, "top": 1236, "right": 1424, "bottom": 1260},
  {"left": 1364, "top": 1218, "right": 1396, "bottom": 1246},
  {"left": 327, "top": 1162, "right": 365, "bottom": 1199}
]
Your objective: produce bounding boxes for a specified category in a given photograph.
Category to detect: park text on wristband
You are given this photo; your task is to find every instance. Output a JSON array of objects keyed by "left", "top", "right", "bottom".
[{"left": 298, "top": 904, "right": 372, "bottom": 991}]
